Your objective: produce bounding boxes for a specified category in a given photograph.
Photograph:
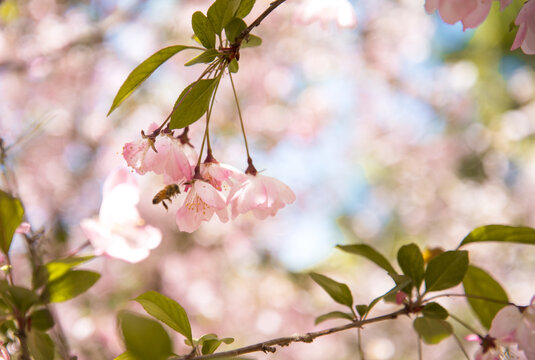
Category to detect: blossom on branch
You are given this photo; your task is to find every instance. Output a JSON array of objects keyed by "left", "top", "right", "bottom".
[
  {"left": 151, "top": 133, "right": 197, "bottom": 183},
  {"left": 80, "top": 168, "right": 162, "bottom": 263},
  {"left": 511, "top": 0, "right": 535, "bottom": 55},
  {"left": 424, "top": 0, "right": 512, "bottom": 30},
  {"left": 294, "top": 0, "right": 357, "bottom": 29},
  {"left": 122, "top": 122, "right": 160, "bottom": 175}
]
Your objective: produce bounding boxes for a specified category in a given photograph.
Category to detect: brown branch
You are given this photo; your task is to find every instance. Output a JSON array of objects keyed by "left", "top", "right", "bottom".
[
  {"left": 232, "top": 0, "right": 289, "bottom": 47},
  {"left": 173, "top": 308, "right": 408, "bottom": 360}
]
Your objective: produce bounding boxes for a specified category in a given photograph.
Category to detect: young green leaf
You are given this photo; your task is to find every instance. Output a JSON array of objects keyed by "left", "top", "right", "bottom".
[
  {"left": 459, "top": 225, "right": 535, "bottom": 247},
  {"left": 134, "top": 291, "right": 192, "bottom": 343},
  {"left": 30, "top": 308, "right": 55, "bottom": 331},
  {"left": 192, "top": 11, "right": 216, "bottom": 49},
  {"left": 169, "top": 78, "right": 219, "bottom": 129},
  {"left": 310, "top": 272, "right": 353, "bottom": 308},
  {"left": 424, "top": 251, "right": 468, "bottom": 293},
  {"left": 397, "top": 243, "right": 424, "bottom": 289},
  {"left": 7, "top": 286, "right": 38, "bottom": 314},
  {"left": 422, "top": 302, "right": 449, "bottom": 320},
  {"left": 27, "top": 330, "right": 54, "bottom": 360},
  {"left": 225, "top": 18, "right": 247, "bottom": 43},
  {"left": 114, "top": 352, "right": 138, "bottom": 360},
  {"left": 0, "top": 190, "right": 24, "bottom": 255},
  {"left": 199, "top": 335, "right": 234, "bottom": 356},
  {"left": 241, "top": 34, "right": 262, "bottom": 48},
  {"left": 355, "top": 305, "right": 368, "bottom": 318},
  {"left": 413, "top": 317, "right": 453, "bottom": 344},
  {"left": 45, "top": 256, "right": 95, "bottom": 282},
  {"left": 236, "top": 0, "right": 255, "bottom": 18},
  {"left": 314, "top": 311, "right": 354, "bottom": 325},
  {"left": 463, "top": 265, "right": 509, "bottom": 329},
  {"left": 45, "top": 270, "right": 100, "bottom": 303},
  {"left": 107, "top": 45, "right": 199, "bottom": 115},
  {"left": 119, "top": 311, "right": 173, "bottom": 360},
  {"left": 185, "top": 49, "right": 220, "bottom": 66},
  {"left": 337, "top": 244, "right": 397, "bottom": 274},
  {"left": 207, "top": 0, "right": 241, "bottom": 35},
  {"left": 229, "top": 58, "right": 239, "bottom": 73}
]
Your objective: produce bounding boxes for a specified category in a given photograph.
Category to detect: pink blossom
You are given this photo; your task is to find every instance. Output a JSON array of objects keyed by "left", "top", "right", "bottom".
[
  {"left": 425, "top": 0, "right": 512, "bottom": 31},
  {"left": 467, "top": 334, "right": 526, "bottom": 360},
  {"left": 395, "top": 291, "right": 407, "bottom": 305},
  {"left": 228, "top": 174, "right": 296, "bottom": 220},
  {"left": 151, "top": 134, "right": 197, "bottom": 183},
  {"left": 511, "top": 0, "right": 535, "bottom": 55},
  {"left": 15, "top": 222, "right": 31, "bottom": 234},
  {"left": 201, "top": 161, "right": 246, "bottom": 193},
  {"left": 175, "top": 181, "right": 228, "bottom": 233},
  {"left": 294, "top": 0, "right": 357, "bottom": 29},
  {"left": 80, "top": 168, "right": 162, "bottom": 263},
  {"left": 488, "top": 297, "right": 535, "bottom": 359},
  {"left": 122, "top": 122, "right": 159, "bottom": 175},
  {"left": 0, "top": 343, "right": 10, "bottom": 360}
]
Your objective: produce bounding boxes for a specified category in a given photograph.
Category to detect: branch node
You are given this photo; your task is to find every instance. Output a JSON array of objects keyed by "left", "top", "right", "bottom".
[{"left": 261, "top": 345, "right": 276, "bottom": 353}]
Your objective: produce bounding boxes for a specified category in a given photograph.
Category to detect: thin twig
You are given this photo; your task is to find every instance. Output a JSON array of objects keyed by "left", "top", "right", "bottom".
[
  {"left": 232, "top": 0, "right": 289, "bottom": 47},
  {"left": 172, "top": 309, "right": 407, "bottom": 360}
]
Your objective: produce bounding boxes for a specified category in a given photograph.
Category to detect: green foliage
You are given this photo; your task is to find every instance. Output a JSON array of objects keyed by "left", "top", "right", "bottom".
[
  {"left": 309, "top": 272, "right": 353, "bottom": 309},
  {"left": 114, "top": 352, "right": 138, "bottom": 360},
  {"left": 241, "top": 34, "right": 262, "bottom": 48},
  {"left": 235, "top": 0, "right": 256, "bottom": 19},
  {"left": 314, "top": 311, "right": 354, "bottom": 325},
  {"left": 459, "top": 225, "right": 535, "bottom": 247},
  {"left": 185, "top": 49, "right": 220, "bottom": 66},
  {"left": 337, "top": 244, "right": 397, "bottom": 275},
  {"left": 134, "top": 291, "right": 193, "bottom": 343},
  {"left": 45, "top": 270, "right": 100, "bottom": 303},
  {"left": 229, "top": 58, "right": 239, "bottom": 73},
  {"left": 195, "top": 334, "right": 235, "bottom": 355},
  {"left": 170, "top": 78, "right": 220, "bottom": 129},
  {"left": 6, "top": 286, "right": 38, "bottom": 314},
  {"left": 207, "top": 0, "right": 241, "bottom": 36},
  {"left": 355, "top": 305, "right": 368, "bottom": 318},
  {"left": 225, "top": 18, "right": 247, "bottom": 43},
  {"left": 44, "top": 256, "right": 95, "bottom": 283},
  {"left": 365, "top": 278, "right": 411, "bottom": 317},
  {"left": 424, "top": 251, "right": 468, "bottom": 293},
  {"left": 422, "top": 303, "right": 449, "bottom": 320},
  {"left": 413, "top": 317, "right": 453, "bottom": 344},
  {"left": 119, "top": 311, "right": 173, "bottom": 360},
  {"left": 463, "top": 265, "right": 509, "bottom": 329},
  {"left": 107, "top": 46, "right": 199, "bottom": 115},
  {"left": 0, "top": 190, "right": 24, "bottom": 255},
  {"left": 397, "top": 243, "right": 425, "bottom": 290},
  {"left": 30, "top": 308, "right": 55, "bottom": 331},
  {"left": 27, "top": 329, "right": 55, "bottom": 360},
  {"left": 192, "top": 11, "right": 216, "bottom": 49}
]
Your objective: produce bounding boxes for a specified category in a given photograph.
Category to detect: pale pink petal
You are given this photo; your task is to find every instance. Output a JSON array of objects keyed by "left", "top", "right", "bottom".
[
  {"left": 461, "top": 1, "right": 492, "bottom": 30},
  {"left": 102, "top": 168, "right": 138, "bottom": 199},
  {"left": 512, "top": 24, "right": 529, "bottom": 50},
  {"left": 499, "top": 0, "right": 512, "bottom": 10},
  {"left": 489, "top": 306, "right": 523, "bottom": 342},
  {"left": 521, "top": 26, "right": 535, "bottom": 54},
  {"left": 15, "top": 222, "right": 31, "bottom": 234},
  {"left": 175, "top": 205, "right": 203, "bottom": 233},
  {"left": 438, "top": 0, "right": 477, "bottom": 24},
  {"left": 195, "top": 181, "right": 226, "bottom": 209},
  {"left": 425, "top": 0, "right": 440, "bottom": 13},
  {"left": 122, "top": 140, "right": 151, "bottom": 174}
]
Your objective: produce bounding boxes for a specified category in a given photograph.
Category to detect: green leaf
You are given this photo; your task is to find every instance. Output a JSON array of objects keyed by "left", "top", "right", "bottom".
[
  {"left": 422, "top": 303, "right": 449, "bottom": 320},
  {"left": 229, "top": 58, "right": 239, "bottom": 73},
  {"left": 198, "top": 334, "right": 234, "bottom": 355},
  {"left": 169, "top": 78, "right": 219, "bottom": 129},
  {"left": 7, "top": 286, "right": 38, "bottom": 314},
  {"left": 45, "top": 256, "right": 95, "bottom": 282},
  {"left": 30, "top": 308, "right": 54, "bottom": 331},
  {"left": 107, "top": 45, "right": 198, "bottom": 115},
  {"left": 119, "top": 311, "right": 173, "bottom": 360},
  {"left": 185, "top": 49, "right": 220, "bottom": 66},
  {"left": 459, "top": 225, "right": 535, "bottom": 247},
  {"left": 114, "top": 352, "right": 138, "bottom": 360},
  {"left": 424, "top": 251, "right": 469, "bottom": 293},
  {"left": 241, "top": 34, "right": 262, "bottom": 48},
  {"left": 310, "top": 272, "right": 353, "bottom": 308},
  {"left": 45, "top": 270, "right": 100, "bottom": 303},
  {"left": 225, "top": 18, "right": 247, "bottom": 43},
  {"left": 236, "top": 0, "right": 255, "bottom": 18},
  {"left": 413, "top": 317, "right": 453, "bottom": 344},
  {"left": 337, "top": 244, "right": 397, "bottom": 274},
  {"left": 463, "top": 265, "right": 509, "bottom": 329},
  {"left": 314, "top": 311, "right": 354, "bottom": 325},
  {"left": 207, "top": 0, "right": 241, "bottom": 35},
  {"left": 366, "top": 279, "right": 411, "bottom": 317},
  {"left": 134, "top": 291, "right": 192, "bottom": 342},
  {"left": 0, "top": 190, "right": 24, "bottom": 255},
  {"left": 355, "top": 305, "right": 368, "bottom": 318},
  {"left": 192, "top": 11, "right": 216, "bottom": 49},
  {"left": 27, "top": 330, "right": 55, "bottom": 360},
  {"left": 397, "top": 243, "right": 424, "bottom": 289}
]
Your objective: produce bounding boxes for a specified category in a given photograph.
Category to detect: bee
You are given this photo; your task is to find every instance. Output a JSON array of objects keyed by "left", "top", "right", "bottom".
[{"left": 152, "top": 184, "right": 181, "bottom": 210}]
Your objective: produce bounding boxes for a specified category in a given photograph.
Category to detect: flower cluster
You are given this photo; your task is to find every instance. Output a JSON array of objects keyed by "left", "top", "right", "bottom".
[
  {"left": 122, "top": 125, "right": 296, "bottom": 233},
  {"left": 471, "top": 296, "right": 535, "bottom": 360},
  {"left": 425, "top": 0, "right": 512, "bottom": 30}
]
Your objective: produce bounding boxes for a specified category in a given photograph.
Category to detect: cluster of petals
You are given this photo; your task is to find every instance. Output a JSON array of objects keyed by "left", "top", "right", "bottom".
[
  {"left": 470, "top": 296, "right": 535, "bottom": 360},
  {"left": 173, "top": 161, "right": 296, "bottom": 232},
  {"left": 511, "top": 0, "right": 535, "bottom": 55},
  {"left": 80, "top": 168, "right": 162, "bottom": 263},
  {"left": 425, "top": 0, "right": 512, "bottom": 30},
  {"left": 122, "top": 123, "right": 197, "bottom": 183},
  {"left": 293, "top": 0, "right": 357, "bottom": 29}
]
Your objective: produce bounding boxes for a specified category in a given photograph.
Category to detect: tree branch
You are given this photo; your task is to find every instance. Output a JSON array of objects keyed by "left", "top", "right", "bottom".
[
  {"left": 232, "top": 0, "right": 289, "bottom": 47},
  {"left": 173, "top": 308, "right": 408, "bottom": 360}
]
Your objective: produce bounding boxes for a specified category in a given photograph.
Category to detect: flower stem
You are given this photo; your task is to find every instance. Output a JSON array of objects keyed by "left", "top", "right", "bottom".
[
  {"left": 228, "top": 71, "right": 251, "bottom": 164},
  {"left": 197, "top": 69, "right": 223, "bottom": 168},
  {"left": 449, "top": 313, "right": 481, "bottom": 336}
]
